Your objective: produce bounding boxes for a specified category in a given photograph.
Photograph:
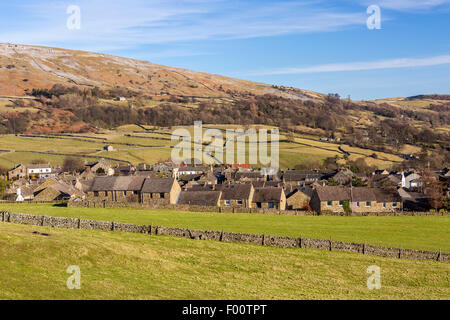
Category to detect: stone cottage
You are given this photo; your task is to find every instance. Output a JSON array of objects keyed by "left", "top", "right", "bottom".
[{"left": 252, "top": 187, "right": 286, "bottom": 210}]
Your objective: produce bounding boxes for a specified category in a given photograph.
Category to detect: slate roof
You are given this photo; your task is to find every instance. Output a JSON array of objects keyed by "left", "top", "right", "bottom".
[
  {"left": 141, "top": 178, "right": 175, "bottom": 193},
  {"left": 252, "top": 187, "right": 283, "bottom": 203},
  {"left": 91, "top": 176, "right": 145, "bottom": 191},
  {"left": 372, "top": 188, "right": 402, "bottom": 202},
  {"left": 282, "top": 170, "right": 324, "bottom": 181},
  {"left": 314, "top": 186, "right": 350, "bottom": 201},
  {"left": 315, "top": 186, "right": 400, "bottom": 202},
  {"left": 351, "top": 187, "right": 377, "bottom": 201},
  {"left": 177, "top": 191, "right": 221, "bottom": 206},
  {"left": 179, "top": 166, "right": 209, "bottom": 172},
  {"left": 27, "top": 163, "right": 51, "bottom": 169},
  {"left": 185, "top": 185, "right": 216, "bottom": 192},
  {"left": 235, "top": 171, "right": 264, "bottom": 180},
  {"left": 178, "top": 174, "right": 203, "bottom": 182},
  {"left": 217, "top": 184, "right": 252, "bottom": 200},
  {"left": 252, "top": 181, "right": 282, "bottom": 188}
]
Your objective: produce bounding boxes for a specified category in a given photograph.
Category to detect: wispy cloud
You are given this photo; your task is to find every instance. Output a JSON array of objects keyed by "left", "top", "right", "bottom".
[
  {"left": 0, "top": 0, "right": 366, "bottom": 51},
  {"left": 358, "top": 0, "right": 450, "bottom": 11},
  {"left": 244, "top": 55, "right": 450, "bottom": 75}
]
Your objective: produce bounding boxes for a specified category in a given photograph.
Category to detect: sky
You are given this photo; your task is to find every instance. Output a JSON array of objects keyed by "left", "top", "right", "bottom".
[{"left": 1, "top": 0, "right": 449, "bottom": 100}]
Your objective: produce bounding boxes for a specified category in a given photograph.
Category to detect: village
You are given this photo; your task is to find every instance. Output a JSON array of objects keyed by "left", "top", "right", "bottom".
[{"left": 2, "top": 158, "right": 449, "bottom": 214}]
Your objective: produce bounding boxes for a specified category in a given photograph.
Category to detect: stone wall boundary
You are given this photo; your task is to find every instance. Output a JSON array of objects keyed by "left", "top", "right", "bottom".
[
  {"left": 1, "top": 211, "right": 448, "bottom": 263},
  {"left": 68, "top": 200, "right": 449, "bottom": 216}
]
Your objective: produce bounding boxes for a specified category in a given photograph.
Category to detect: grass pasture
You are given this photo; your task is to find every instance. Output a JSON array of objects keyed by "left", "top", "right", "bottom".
[
  {"left": 0, "top": 124, "right": 409, "bottom": 169},
  {"left": 0, "top": 222, "right": 448, "bottom": 300},
  {"left": 0, "top": 203, "right": 449, "bottom": 252}
]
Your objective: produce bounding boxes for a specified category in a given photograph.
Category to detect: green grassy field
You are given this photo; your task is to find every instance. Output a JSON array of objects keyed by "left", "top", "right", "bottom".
[
  {"left": 1, "top": 203, "right": 449, "bottom": 252},
  {"left": 0, "top": 125, "right": 406, "bottom": 169},
  {"left": 0, "top": 222, "right": 448, "bottom": 299}
]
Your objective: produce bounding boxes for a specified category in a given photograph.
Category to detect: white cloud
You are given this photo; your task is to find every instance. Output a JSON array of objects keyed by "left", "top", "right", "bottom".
[
  {"left": 358, "top": 0, "right": 450, "bottom": 10},
  {"left": 245, "top": 55, "right": 450, "bottom": 75},
  {"left": 0, "top": 0, "right": 366, "bottom": 51}
]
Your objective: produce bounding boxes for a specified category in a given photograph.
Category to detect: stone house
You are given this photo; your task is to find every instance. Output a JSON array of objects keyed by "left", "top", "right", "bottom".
[
  {"left": 282, "top": 170, "right": 325, "bottom": 187},
  {"left": 234, "top": 171, "right": 267, "bottom": 182},
  {"left": 286, "top": 187, "right": 313, "bottom": 210},
  {"left": 252, "top": 187, "right": 286, "bottom": 210},
  {"left": 141, "top": 178, "right": 180, "bottom": 205},
  {"left": 177, "top": 191, "right": 222, "bottom": 207},
  {"left": 88, "top": 176, "right": 146, "bottom": 202},
  {"left": 173, "top": 166, "right": 209, "bottom": 179},
  {"left": 197, "top": 172, "right": 218, "bottom": 185},
  {"left": 310, "top": 186, "right": 350, "bottom": 213},
  {"left": 217, "top": 184, "right": 254, "bottom": 208},
  {"left": 402, "top": 172, "right": 422, "bottom": 190},
  {"left": 115, "top": 164, "right": 135, "bottom": 176},
  {"left": 310, "top": 185, "right": 402, "bottom": 214},
  {"left": 82, "top": 158, "right": 114, "bottom": 176},
  {"left": 330, "top": 169, "right": 354, "bottom": 185},
  {"left": 7, "top": 164, "right": 27, "bottom": 180},
  {"left": 33, "top": 179, "right": 85, "bottom": 202}
]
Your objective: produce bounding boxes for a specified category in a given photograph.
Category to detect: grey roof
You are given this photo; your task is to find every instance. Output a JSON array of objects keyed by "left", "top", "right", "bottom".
[
  {"left": 178, "top": 174, "right": 203, "bottom": 181},
  {"left": 27, "top": 163, "right": 51, "bottom": 169},
  {"left": 235, "top": 171, "right": 264, "bottom": 180},
  {"left": 315, "top": 186, "right": 350, "bottom": 201},
  {"left": 315, "top": 186, "right": 400, "bottom": 202},
  {"left": 91, "top": 176, "right": 145, "bottom": 191},
  {"left": 141, "top": 178, "right": 175, "bottom": 193},
  {"left": 252, "top": 181, "right": 282, "bottom": 188},
  {"left": 351, "top": 187, "right": 377, "bottom": 201},
  {"left": 287, "top": 186, "right": 313, "bottom": 198},
  {"left": 252, "top": 187, "right": 283, "bottom": 203},
  {"left": 372, "top": 188, "right": 401, "bottom": 202},
  {"left": 186, "top": 185, "right": 216, "bottom": 192},
  {"left": 177, "top": 191, "right": 221, "bottom": 206},
  {"left": 179, "top": 166, "right": 209, "bottom": 172},
  {"left": 283, "top": 170, "right": 323, "bottom": 181},
  {"left": 387, "top": 174, "right": 402, "bottom": 184},
  {"left": 217, "top": 184, "right": 252, "bottom": 200}
]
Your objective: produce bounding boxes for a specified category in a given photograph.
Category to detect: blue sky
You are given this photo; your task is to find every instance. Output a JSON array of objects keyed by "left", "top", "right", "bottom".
[{"left": 1, "top": 0, "right": 449, "bottom": 99}]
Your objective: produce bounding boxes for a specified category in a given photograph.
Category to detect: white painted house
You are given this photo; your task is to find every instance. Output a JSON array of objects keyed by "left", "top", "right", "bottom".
[
  {"left": 27, "top": 164, "right": 52, "bottom": 176},
  {"left": 401, "top": 172, "right": 422, "bottom": 189}
]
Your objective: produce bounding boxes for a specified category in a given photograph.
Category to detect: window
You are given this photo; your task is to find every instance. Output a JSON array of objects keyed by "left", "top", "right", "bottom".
[
  {"left": 383, "top": 202, "right": 387, "bottom": 208},
  {"left": 133, "top": 191, "right": 138, "bottom": 195},
  {"left": 339, "top": 201, "right": 344, "bottom": 207},
  {"left": 356, "top": 202, "right": 360, "bottom": 207},
  {"left": 327, "top": 201, "right": 332, "bottom": 207},
  {"left": 269, "top": 202, "right": 275, "bottom": 208},
  {"left": 225, "top": 200, "right": 230, "bottom": 206},
  {"left": 123, "top": 191, "right": 127, "bottom": 196},
  {"left": 237, "top": 200, "right": 243, "bottom": 206},
  {"left": 160, "top": 193, "right": 165, "bottom": 199},
  {"left": 94, "top": 191, "right": 99, "bottom": 197},
  {"left": 393, "top": 202, "right": 398, "bottom": 208},
  {"left": 366, "top": 201, "right": 372, "bottom": 207}
]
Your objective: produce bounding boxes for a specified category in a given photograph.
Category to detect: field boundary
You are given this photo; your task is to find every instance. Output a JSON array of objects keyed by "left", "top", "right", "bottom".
[
  {"left": 68, "top": 200, "right": 449, "bottom": 216},
  {"left": 1, "top": 211, "right": 448, "bottom": 263}
]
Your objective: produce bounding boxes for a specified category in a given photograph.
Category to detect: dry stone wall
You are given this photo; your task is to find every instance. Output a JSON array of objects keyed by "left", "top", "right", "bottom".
[
  {"left": 1, "top": 211, "right": 448, "bottom": 263},
  {"left": 68, "top": 200, "right": 448, "bottom": 216}
]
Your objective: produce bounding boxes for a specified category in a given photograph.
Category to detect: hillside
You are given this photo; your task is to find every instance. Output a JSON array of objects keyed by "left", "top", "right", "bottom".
[
  {"left": 0, "top": 43, "right": 320, "bottom": 100},
  {"left": 0, "top": 43, "right": 448, "bottom": 169}
]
